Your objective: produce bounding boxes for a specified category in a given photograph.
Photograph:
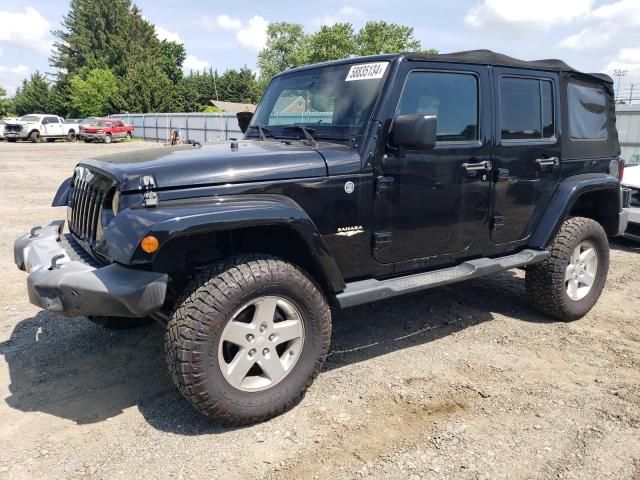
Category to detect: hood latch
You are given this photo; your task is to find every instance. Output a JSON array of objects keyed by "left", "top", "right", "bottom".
[{"left": 140, "top": 175, "right": 158, "bottom": 207}]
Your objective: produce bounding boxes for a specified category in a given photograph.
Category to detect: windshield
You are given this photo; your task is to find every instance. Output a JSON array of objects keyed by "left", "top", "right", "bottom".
[
  {"left": 249, "top": 61, "right": 389, "bottom": 140},
  {"left": 20, "top": 115, "right": 40, "bottom": 122},
  {"left": 97, "top": 121, "right": 112, "bottom": 127},
  {"left": 82, "top": 117, "right": 98, "bottom": 125}
]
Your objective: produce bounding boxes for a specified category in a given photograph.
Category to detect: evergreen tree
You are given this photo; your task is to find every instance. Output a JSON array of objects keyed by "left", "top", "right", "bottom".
[
  {"left": 112, "top": 62, "right": 179, "bottom": 113},
  {"left": 218, "top": 67, "right": 261, "bottom": 104},
  {"left": 12, "top": 73, "right": 53, "bottom": 115}
]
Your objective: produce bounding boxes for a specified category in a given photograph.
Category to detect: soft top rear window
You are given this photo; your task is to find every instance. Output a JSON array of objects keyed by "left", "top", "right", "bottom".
[{"left": 568, "top": 83, "right": 607, "bottom": 140}]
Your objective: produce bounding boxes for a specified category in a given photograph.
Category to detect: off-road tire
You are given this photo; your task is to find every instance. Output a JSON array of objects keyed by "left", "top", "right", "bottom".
[
  {"left": 526, "top": 217, "right": 609, "bottom": 321},
  {"left": 87, "top": 315, "right": 154, "bottom": 329},
  {"left": 30, "top": 131, "right": 41, "bottom": 143},
  {"left": 165, "top": 254, "right": 331, "bottom": 425}
]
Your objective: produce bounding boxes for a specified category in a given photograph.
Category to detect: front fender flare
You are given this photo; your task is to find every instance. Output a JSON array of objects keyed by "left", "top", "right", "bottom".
[
  {"left": 98, "top": 194, "right": 345, "bottom": 292},
  {"left": 529, "top": 173, "right": 622, "bottom": 249}
]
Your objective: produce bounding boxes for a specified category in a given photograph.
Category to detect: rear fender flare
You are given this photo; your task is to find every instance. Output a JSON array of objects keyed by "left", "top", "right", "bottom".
[{"left": 529, "top": 174, "right": 622, "bottom": 249}]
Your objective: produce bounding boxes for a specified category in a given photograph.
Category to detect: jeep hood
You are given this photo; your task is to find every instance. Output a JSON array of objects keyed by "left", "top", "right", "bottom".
[{"left": 81, "top": 141, "right": 340, "bottom": 192}]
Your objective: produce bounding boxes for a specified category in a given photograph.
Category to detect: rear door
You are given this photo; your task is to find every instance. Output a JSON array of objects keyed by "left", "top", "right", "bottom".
[
  {"left": 372, "top": 63, "right": 492, "bottom": 263},
  {"left": 490, "top": 69, "right": 561, "bottom": 244}
]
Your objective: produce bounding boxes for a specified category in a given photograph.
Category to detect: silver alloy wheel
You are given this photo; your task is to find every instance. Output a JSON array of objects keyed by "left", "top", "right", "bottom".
[
  {"left": 565, "top": 241, "right": 598, "bottom": 301},
  {"left": 218, "top": 296, "right": 305, "bottom": 392}
]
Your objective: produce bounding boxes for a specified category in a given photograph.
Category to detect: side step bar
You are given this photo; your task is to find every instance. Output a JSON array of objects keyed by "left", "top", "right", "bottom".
[{"left": 335, "top": 249, "right": 549, "bottom": 308}]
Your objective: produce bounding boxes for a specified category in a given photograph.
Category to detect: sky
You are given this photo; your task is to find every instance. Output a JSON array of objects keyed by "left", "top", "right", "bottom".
[{"left": 1, "top": 0, "right": 640, "bottom": 100}]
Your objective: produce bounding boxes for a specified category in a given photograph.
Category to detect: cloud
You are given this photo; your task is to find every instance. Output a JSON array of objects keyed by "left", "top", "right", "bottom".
[
  {"left": 0, "top": 7, "right": 52, "bottom": 54},
  {"left": 605, "top": 48, "right": 640, "bottom": 76},
  {"left": 183, "top": 54, "right": 211, "bottom": 72},
  {"left": 0, "top": 64, "right": 30, "bottom": 95},
  {"left": 558, "top": 0, "right": 640, "bottom": 50},
  {"left": 200, "top": 14, "right": 268, "bottom": 52},
  {"left": 314, "top": 5, "right": 364, "bottom": 27},
  {"left": 155, "top": 25, "right": 182, "bottom": 43},
  {"left": 465, "top": 0, "right": 593, "bottom": 28},
  {"left": 216, "top": 14, "right": 242, "bottom": 31},
  {"left": 235, "top": 16, "right": 268, "bottom": 52}
]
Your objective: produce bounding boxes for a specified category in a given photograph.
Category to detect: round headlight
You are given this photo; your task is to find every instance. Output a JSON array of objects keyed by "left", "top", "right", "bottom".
[{"left": 111, "top": 190, "right": 121, "bottom": 215}]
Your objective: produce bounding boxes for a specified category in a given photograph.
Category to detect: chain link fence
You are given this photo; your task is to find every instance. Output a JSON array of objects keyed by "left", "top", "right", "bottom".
[{"left": 109, "top": 113, "right": 243, "bottom": 143}]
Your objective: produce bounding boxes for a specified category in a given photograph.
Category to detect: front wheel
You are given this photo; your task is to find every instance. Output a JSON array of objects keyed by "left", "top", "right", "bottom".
[
  {"left": 30, "top": 131, "right": 41, "bottom": 143},
  {"left": 526, "top": 217, "right": 609, "bottom": 321},
  {"left": 104, "top": 134, "right": 112, "bottom": 144},
  {"left": 165, "top": 254, "right": 331, "bottom": 425}
]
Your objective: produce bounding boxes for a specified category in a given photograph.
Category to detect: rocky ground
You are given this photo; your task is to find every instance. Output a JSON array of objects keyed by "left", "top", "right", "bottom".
[{"left": 1, "top": 141, "right": 639, "bottom": 479}]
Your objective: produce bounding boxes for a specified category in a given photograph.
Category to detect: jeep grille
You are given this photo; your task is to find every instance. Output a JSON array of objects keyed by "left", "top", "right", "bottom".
[{"left": 68, "top": 166, "right": 114, "bottom": 245}]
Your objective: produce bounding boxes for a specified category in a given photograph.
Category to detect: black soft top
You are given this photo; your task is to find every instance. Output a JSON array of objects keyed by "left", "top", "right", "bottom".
[{"left": 405, "top": 49, "right": 612, "bottom": 84}]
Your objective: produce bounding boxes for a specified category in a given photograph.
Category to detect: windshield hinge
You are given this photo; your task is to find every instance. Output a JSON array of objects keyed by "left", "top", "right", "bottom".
[{"left": 140, "top": 175, "right": 158, "bottom": 208}]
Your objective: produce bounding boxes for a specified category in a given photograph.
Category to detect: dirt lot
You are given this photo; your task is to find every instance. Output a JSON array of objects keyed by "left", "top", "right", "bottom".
[{"left": 1, "top": 141, "right": 639, "bottom": 480}]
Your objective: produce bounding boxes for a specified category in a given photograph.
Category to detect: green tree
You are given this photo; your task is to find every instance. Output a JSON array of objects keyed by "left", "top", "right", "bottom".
[
  {"left": 69, "top": 67, "right": 119, "bottom": 116},
  {"left": 218, "top": 67, "right": 261, "bottom": 104},
  {"left": 178, "top": 69, "right": 220, "bottom": 112},
  {"left": 158, "top": 40, "right": 186, "bottom": 84},
  {"left": 305, "top": 23, "right": 357, "bottom": 64},
  {"left": 356, "top": 21, "right": 422, "bottom": 55},
  {"left": 12, "top": 72, "right": 53, "bottom": 115},
  {"left": 257, "top": 22, "right": 307, "bottom": 81},
  {"left": 112, "top": 62, "right": 179, "bottom": 113},
  {"left": 0, "top": 86, "right": 13, "bottom": 116}
]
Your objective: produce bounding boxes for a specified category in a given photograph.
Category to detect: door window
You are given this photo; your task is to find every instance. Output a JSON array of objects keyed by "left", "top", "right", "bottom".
[
  {"left": 500, "top": 77, "right": 554, "bottom": 141},
  {"left": 44, "top": 116, "right": 59, "bottom": 124},
  {"left": 396, "top": 71, "right": 478, "bottom": 142}
]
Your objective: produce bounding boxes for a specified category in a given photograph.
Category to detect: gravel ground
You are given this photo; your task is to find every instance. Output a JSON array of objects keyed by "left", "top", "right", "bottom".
[{"left": 1, "top": 141, "right": 639, "bottom": 480}]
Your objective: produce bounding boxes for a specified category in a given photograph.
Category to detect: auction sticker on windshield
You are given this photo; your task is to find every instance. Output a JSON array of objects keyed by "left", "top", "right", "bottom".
[{"left": 345, "top": 62, "right": 388, "bottom": 81}]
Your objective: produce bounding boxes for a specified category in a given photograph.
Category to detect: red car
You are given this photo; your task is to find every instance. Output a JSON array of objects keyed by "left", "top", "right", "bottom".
[{"left": 83, "top": 118, "right": 134, "bottom": 143}]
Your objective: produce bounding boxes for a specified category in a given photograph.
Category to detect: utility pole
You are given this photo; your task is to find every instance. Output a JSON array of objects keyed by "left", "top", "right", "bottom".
[
  {"left": 629, "top": 84, "right": 636, "bottom": 105},
  {"left": 614, "top": 69, "right": 628, "bottom": 103}
]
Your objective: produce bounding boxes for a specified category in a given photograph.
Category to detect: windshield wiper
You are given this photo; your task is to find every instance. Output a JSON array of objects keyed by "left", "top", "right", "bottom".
[
  {"left": 282, "top": 125, "right": 318, "bottom": 148},
  {"left": 248, "top": 124, "right": 272, "bottom": 141}
]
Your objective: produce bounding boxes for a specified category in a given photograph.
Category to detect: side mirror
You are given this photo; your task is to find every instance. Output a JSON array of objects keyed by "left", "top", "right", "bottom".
[
  {"left": 391, "top": 114, "right": 437, "bottom": 150},
  {"left": 236, "top": 112, "right": 253, "bottom": 134}
]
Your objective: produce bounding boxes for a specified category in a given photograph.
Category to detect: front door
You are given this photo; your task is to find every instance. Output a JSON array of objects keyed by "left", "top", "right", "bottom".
[
  {"left": 490, "top": 69, "right": 561, "bottom": 244},
  {"left": 373, "top": 64, "right": 492, "bottom": 264},
  {"left": 43, "top": 116, "right": 63, "bottom": 137}
]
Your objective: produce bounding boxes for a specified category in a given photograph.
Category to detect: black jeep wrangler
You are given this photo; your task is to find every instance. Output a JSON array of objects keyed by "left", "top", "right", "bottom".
[{"left": 14, "top": 50, "right": 628, "bottom": 424}]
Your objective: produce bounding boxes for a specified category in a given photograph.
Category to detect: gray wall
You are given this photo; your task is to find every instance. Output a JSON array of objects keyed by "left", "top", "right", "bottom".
[
  {"left": 617, "top": 106, "right": 640, "bottom": 165},
  {"left": 109, "top": 113, "right": 242, "bottom": 143}
]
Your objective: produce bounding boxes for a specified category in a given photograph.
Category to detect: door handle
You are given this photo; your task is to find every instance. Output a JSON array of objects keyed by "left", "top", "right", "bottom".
[
  {"left": 462, "top": 160, "right": 492, "bottom": 171},
  {"left": 536, "top": 157, "right": 559, "bottom": 168}
]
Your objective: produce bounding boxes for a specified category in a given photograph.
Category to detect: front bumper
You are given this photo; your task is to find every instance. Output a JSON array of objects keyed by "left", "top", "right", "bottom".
[
  {"left": 622, "top": 207, "right": 640, "bottom": 242},
  {"left": 14, "top": 221, "right": 168, "bottom": 317},
  {"left": 83, "top": 133, "right": 107, "bottom": 141}
]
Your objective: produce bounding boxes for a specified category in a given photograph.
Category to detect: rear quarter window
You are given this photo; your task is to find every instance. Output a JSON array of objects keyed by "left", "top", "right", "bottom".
[{"left": 568, "top": 83, "right": 607, "bottom": 140}]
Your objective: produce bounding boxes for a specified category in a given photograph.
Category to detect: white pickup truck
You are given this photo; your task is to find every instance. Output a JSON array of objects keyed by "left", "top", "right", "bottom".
[{"left": 3, "top": 114, "right": 79, "bottom": 143}]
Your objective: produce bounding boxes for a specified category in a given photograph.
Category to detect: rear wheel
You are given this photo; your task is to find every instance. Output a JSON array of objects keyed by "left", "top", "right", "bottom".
[
  {"left": 30, "top": 131, "right": 41, "bottom": 143},
  {"left": 104, "top": 134, "right": 112, "bottom": 144},
  {"left": 526, "top": 217, "right": 609, "bottom": 321},
  {"left": 67, "top": 130, "right": 77, "bottom": 142},
  {"left": 87, "top": 316, "right": 154, "bottom": 330},
  {"left": 126, "top": 132, "right": 132, "bottom": 141},
  {"left": 165, "top": 254, "right": 331, "bottom": 425}
]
